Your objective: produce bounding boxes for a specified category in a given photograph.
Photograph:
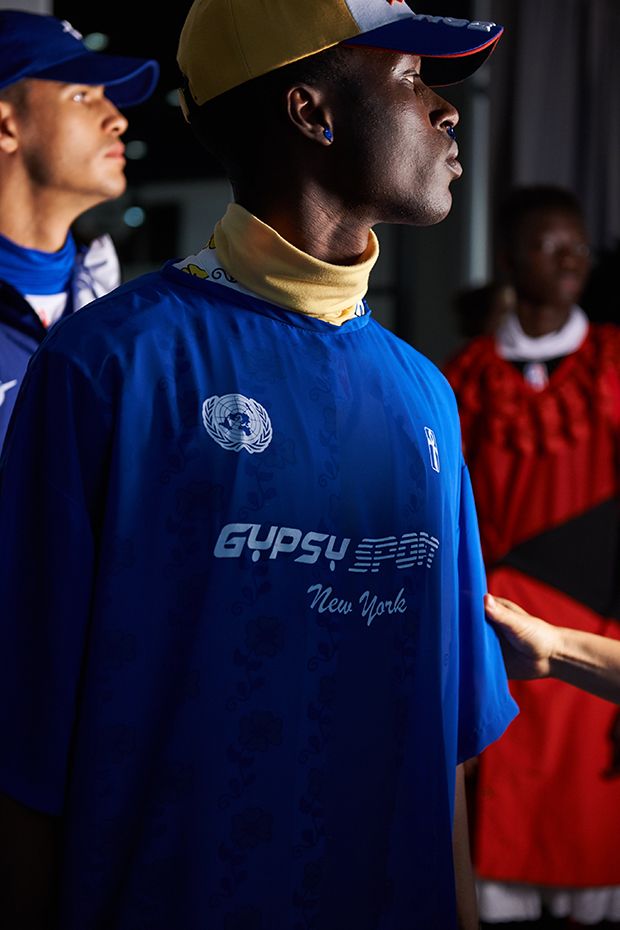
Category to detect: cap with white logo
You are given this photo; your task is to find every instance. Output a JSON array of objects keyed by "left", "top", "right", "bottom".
[
  {"left": 0, "top": 10, "right": 159, "bottom": 108},
  {"left": 178, "top": 0, "right": 503, "bottom": 108}
]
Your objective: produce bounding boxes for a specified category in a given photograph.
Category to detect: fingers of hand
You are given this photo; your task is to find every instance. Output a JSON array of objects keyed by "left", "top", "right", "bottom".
[{"left": 494, "top": 596, "right": 532, "bottom": 618}]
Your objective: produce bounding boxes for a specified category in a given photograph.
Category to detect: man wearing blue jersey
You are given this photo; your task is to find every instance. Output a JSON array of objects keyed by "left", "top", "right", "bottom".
[
  {"left": 0, "top": 2, "right": 517, "bottom": 928},
  {"left": 0, "top": 10, "right": 159, "bottom": 449}
]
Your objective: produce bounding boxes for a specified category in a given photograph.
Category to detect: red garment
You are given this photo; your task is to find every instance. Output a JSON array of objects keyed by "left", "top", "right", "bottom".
[{"left": 445, "top": 325, "right": 620, "bottom": 886}]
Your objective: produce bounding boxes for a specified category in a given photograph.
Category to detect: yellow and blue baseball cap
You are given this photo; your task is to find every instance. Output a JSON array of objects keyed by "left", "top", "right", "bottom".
[
  {"left": 178, "top": 0, "right": 503, "bottom": 107},
  {"left": 0, "top": 10, "right": 159, "bottom": 108}
]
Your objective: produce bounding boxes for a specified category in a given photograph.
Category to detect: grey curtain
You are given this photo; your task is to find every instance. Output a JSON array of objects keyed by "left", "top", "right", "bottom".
[{"left": 488, "top": 0, "right": 620, "bottom": 251}]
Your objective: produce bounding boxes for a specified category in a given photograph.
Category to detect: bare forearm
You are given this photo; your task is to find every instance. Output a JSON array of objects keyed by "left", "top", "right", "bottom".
[
  {"left": 551, "top": 627, "right": 620, "bottom": 705},
  {"left": 453, "top": 763, "right": 478, "bottom": 930}
]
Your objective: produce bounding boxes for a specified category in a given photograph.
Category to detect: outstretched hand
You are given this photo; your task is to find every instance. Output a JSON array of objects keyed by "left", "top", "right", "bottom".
[
  {"left": 486, "top": 594, "right": 620, "bottom": 707},
  {"left": 484, "top": 594, "right": 557, "bottom": 681}
]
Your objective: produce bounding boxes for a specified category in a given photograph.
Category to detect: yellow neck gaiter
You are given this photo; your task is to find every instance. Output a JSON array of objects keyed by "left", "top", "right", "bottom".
[{"left": 214, "top": 203, "right": 379, "bottom": 326}]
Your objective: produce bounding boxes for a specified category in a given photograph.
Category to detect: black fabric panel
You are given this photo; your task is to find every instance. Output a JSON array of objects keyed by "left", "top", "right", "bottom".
[
  {"left": 0, "top": 278, "right": 47, "bottom": 343},
  {"left": 498, "top": 497, "right": 620, "bottom": 620},
  {"left": 510, "top": 355, "right": 567, "bottom": 377}
]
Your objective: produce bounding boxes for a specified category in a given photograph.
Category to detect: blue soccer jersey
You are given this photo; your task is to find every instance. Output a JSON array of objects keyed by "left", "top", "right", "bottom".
[{"left": 0, "top": 264, "right": 517, "bottom": 929}]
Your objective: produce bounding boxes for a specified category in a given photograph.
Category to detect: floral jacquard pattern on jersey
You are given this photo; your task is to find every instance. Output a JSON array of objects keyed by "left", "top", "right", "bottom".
[{"left": 0, "top": 265, "right": 517, "bottom": 929}]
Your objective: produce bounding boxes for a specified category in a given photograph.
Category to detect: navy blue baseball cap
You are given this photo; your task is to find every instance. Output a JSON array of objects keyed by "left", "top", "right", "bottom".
[
  {"left": 341, "top": 11, "right": 503, "bottom": 87},
  {"left": 0, "top": 10, "right": 159, "bottom": 107}
]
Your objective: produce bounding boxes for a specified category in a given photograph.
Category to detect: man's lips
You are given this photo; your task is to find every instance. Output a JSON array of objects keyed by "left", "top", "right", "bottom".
[
  {"left": 447, "top": 145, "right": 462, "bottom": 177},
  {"left": 105, "top": 143, "right": 126, "bottom": 160},
  {"left": 558, "top": 272, "right": 585, "bottom": 290}
]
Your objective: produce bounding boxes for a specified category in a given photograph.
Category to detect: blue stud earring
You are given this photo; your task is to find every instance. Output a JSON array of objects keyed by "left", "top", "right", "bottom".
[
  {"left": 446, "top": 123, "right": 456, "bottom": 141},
  {"left": 324, "top": 127, "right": 333, "bottom": 143}
]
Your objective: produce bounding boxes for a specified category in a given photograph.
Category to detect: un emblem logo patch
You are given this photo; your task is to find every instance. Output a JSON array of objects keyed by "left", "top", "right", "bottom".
[{"left": 202, "top": 394, "right": 273, "bottom": 454}]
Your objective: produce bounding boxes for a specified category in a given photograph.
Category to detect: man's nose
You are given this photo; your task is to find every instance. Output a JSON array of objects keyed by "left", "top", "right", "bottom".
[
  {"left": 104, "top": 100, "right": 129, "bottom": 136},
  {"left": 427, "top": 86, "right": 459, "bottom": 131}
]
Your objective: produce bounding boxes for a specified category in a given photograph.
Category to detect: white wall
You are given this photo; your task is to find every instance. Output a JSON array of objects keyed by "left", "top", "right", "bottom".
[{"left": 0, "top": 0, "right": 52, "bottom": 11}]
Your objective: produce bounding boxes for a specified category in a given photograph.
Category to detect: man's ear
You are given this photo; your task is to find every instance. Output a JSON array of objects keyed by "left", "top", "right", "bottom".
[
  {"left": 0, "top": 101, "right": 20, "bottom": 155},
  {"left": 286, "top": 84, "right": 333, "bottom": 147}
]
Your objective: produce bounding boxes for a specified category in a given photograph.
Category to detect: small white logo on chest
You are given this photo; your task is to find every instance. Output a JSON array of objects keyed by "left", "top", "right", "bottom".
[
  {"left": 0, "top": 380, "right": 17, "bottom": 408},
  {"left": 202, "top": 393, "right": 273, "bottom": 454},
  {"left": 424, "top": 426, "right": 440, "bottom": 473}
]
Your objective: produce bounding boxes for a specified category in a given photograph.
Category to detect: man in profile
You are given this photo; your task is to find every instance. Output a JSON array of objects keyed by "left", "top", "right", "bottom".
[
  {"left": 0, "top": 10, "right": 158, "bottom": 447},
  {"left": 0, "top": 3, "right": 516, "bottom": 928}
]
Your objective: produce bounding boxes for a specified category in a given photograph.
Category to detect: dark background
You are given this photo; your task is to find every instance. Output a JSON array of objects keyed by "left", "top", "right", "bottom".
[{"left": 54, "top": 0, "right": 472, "bottom": 184}]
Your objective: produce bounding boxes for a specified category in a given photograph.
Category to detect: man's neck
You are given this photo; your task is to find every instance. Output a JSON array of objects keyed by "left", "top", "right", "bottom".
[
  {"left": 234, "top": 184, "right": 373, "bottom": 267},
  {"left": 0, "top": 175, "right": 83, "bottom": 253},
  {"left": 516, "top": 300, "right": 572, "bottom": 338}
]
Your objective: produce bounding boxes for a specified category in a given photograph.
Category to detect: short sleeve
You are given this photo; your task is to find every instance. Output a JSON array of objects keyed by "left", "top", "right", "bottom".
[
  {"left": 0, "top": 341, "right": 110, "bottom": 815},
  {"left": 456, "top": 462, "right": 518, "bottom": 763}
]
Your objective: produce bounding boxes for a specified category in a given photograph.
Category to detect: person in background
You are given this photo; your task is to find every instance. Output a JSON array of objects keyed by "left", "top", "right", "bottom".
[
  {"left": 446, "top": 186, "right": 620, "bottom": 928},
  {"left": 0, "top": 10, "right": 158, "bottom": 447},
  {"left": 0, "top": 2, "right": 516, "bottom": 928}
]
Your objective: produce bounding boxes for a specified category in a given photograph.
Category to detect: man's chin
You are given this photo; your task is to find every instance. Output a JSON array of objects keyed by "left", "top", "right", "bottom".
[
  {"left": 97, "top": 174, "right": 128, "bottom": 203},
  {"left": 398, "top": 192, "right": 453, "bottom": 227}
]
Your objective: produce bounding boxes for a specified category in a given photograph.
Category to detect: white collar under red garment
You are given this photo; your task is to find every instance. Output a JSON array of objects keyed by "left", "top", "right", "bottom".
[{"left": 495, "top": 306, "right": 589, "bottom": 362}]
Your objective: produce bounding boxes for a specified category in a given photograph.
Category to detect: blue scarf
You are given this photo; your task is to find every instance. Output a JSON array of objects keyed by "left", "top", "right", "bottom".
[{"left": 0, "top": 230, "right": 76, "bottom": 295}]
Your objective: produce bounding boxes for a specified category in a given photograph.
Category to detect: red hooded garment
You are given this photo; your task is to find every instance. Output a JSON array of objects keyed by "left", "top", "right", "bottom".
[{"left": 446, "top": 324, "right": 620, "bottom": 887}]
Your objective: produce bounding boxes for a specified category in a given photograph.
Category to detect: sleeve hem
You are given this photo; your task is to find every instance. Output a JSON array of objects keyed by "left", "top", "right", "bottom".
[
  {"left": 456, "top": 695, "right": 519, "bottom": 764},
  {"left": 0, "top": 767, "right": 64, "bottom": 817}
]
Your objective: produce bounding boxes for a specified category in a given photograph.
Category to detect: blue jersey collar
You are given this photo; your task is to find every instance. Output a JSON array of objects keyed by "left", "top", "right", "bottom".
[
  {"left": 0, "top": 230, "right": 76, "bottom": 295},
  {"left": 162, "top": 260, "right": 372, "bottom": 335}
]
